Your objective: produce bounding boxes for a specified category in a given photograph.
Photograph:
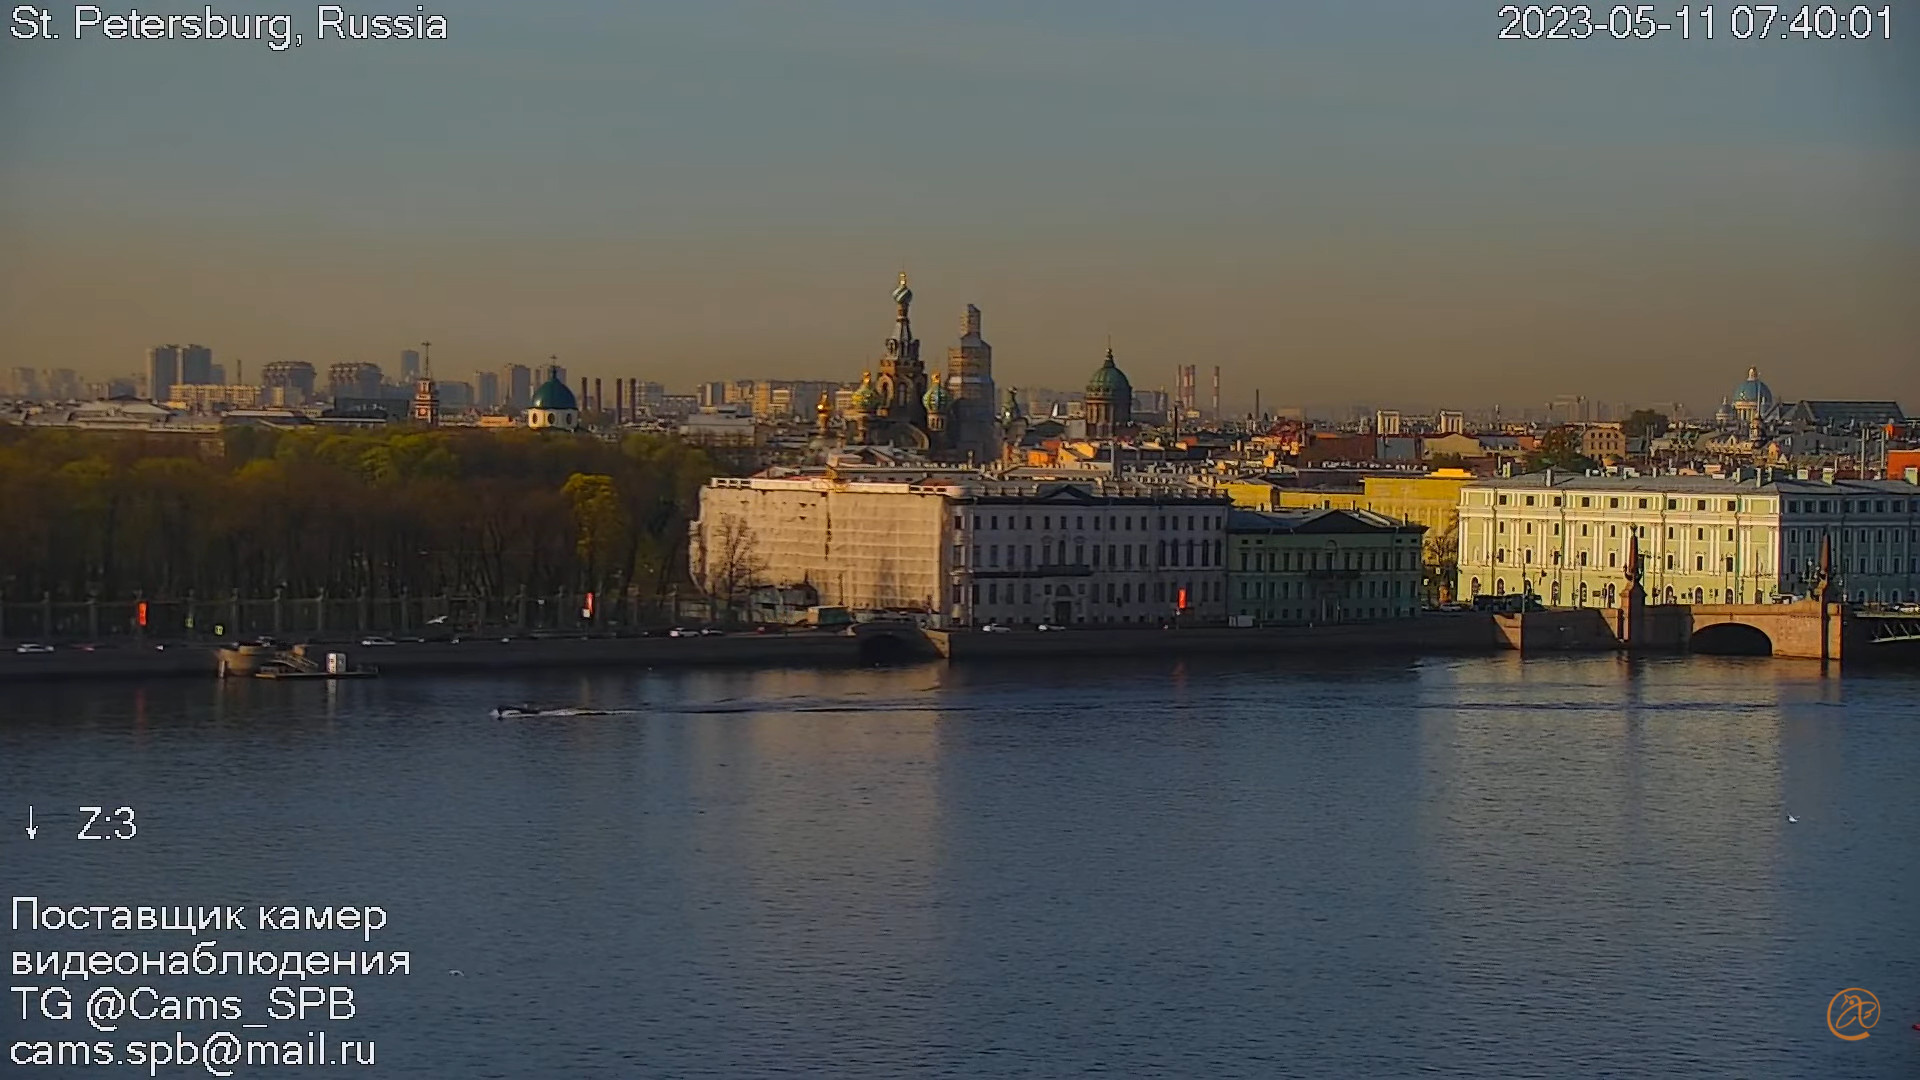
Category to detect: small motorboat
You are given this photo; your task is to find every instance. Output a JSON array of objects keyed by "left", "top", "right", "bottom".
[{"left": 492, "top": 704, "right": 619, "bottom": 719}]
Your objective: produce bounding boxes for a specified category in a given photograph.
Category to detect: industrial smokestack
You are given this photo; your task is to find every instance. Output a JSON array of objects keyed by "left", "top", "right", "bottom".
[{"left": 1211, "top": 366, "right": 1220, "bottom": 420}]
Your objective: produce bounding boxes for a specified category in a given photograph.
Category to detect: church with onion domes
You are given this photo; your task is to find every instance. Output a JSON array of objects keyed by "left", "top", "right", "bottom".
[{"left": 821, "top": 273, "right": 1005, "bottom": 462}]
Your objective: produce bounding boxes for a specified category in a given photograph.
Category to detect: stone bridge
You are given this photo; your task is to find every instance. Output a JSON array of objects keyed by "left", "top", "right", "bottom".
[{"left": 1499, "top": 601, "right": 1915, "bottom": 665}]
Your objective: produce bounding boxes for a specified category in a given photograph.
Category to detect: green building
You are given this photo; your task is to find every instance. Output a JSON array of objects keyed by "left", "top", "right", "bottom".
[{"left": 1227, "top": 509, "right": 1426, "bottom": 624}]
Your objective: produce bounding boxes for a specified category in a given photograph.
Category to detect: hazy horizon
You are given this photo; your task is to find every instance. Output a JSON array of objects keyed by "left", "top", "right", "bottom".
[{"left": 3, "top": 1, "right": 1916, "bottom": 413}]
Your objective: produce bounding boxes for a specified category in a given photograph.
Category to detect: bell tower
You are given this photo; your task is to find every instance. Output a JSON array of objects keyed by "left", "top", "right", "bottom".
[{"left": 874, "top": 272, "right": 927, "bottom": 429}]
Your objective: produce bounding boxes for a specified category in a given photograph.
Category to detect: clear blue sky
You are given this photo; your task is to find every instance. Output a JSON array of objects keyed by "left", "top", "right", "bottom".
[{"left": 2, "top": 0, "right": 1915, "bottom": 411}]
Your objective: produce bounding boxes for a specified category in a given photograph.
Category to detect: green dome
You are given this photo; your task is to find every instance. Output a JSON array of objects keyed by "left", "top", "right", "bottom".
[
  {"left": 1086, "top": 349, "right": 1131, "bottom": 398},
  {"left": 923, "top": 375, "right": 952, "bottom": 412},
  {"left": 530, "top": 371, "right": 576, "bottom": 411}
]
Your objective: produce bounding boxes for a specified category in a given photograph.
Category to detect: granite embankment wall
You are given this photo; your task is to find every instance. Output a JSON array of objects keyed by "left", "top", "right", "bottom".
[
  {"left": 930, "top": 615, "right": 1507, "bottom": 661},
  {"left": 0, "top": 617, "right": 1519, "bottom": 682},
  {"left": 0, "top": 632, "right": 876, "bottom": 683}
]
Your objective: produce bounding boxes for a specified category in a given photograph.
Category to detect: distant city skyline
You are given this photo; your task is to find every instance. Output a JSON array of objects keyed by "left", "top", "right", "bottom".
[{"left": 2, "top": 2, "right": 1914, "bottom": 410}]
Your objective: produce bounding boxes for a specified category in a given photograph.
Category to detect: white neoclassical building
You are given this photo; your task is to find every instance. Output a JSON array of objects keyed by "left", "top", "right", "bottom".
[
  {"left": 691, "top": 472, "right": 1231, "bottom": 627},
  {"left": 1456, "top": 471, "right": 1920, "bottom": 608}
]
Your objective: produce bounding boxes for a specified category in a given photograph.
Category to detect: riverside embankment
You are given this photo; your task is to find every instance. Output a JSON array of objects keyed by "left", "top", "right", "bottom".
[{"left": 0, "top": 616, "right": 1526, "bottom": 682}]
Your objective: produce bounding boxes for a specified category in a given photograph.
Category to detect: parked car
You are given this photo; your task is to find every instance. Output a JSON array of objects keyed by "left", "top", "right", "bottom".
[
  {"left": 700, "top": 628, "right": 725, "bottom": 637},
  {"left": 14, "top": 642, "right": 55, "bottom": 654},
  {"left": 668, "top": 627, "right": 697, "bottom": 638},
  {"left": 1035, "top": 624, "right": 1066, "bottom": 632},
  {"left": 359, "top": 636, "right": 398, "bottom": 647},
  {"left": 980, "top": 623, "right": 1013, "bottom": 634}
]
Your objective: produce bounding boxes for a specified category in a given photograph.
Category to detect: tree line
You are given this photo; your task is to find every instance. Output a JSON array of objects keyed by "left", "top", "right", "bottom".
[{"left": 0, "top": 426, "right": 715, "bottom": 604}]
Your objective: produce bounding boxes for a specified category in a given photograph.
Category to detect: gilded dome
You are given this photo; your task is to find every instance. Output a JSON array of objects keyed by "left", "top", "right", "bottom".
[{"left": 1086, "top": 348, "right": 1131, "bottom": 399}]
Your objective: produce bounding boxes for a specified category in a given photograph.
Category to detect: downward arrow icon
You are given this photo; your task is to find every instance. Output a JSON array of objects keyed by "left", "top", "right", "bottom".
[{"left": 26, "top": 806, "right": 36, "bottom": 840}]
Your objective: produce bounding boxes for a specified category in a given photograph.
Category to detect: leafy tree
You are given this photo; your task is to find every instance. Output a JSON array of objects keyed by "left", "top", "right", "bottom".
[
  {"left": 1524, "top": 426, "right": 1598, "bottom": 473},
  {"left": 0, "top": 425, "right": 714, "bottom": 613}
]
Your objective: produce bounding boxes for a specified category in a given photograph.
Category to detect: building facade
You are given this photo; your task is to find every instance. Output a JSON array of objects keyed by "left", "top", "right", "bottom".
[
  {"left": 1226, "top": 470, "right": 1473, "bottom": 602},
  {"left": 1227, "top": 509, "right": 1426, "bottom": 624},
  {"left": 691, "top": 474, "right": 1231, "bottom": 627},
  {"left": 1456, "top": 472, "right": 1920, "bottom": 608}
]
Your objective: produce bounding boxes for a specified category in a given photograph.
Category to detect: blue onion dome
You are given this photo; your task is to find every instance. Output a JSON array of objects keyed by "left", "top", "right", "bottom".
[
  {"left": 1714, "top": 399, "right": 1736, "bottom": 425},
  {"left": 1732, "top": 366, "right": 1773, "bottom": 408},
  {"left": 530, "top": 368, "right": 576, "bottom": 410},
  {"left": 848, "top": 371, "right": 880, "bottom": 413},
  {"left": 1086, "top": 348, "right": 1131, "bottom": 398},
  {"left": 892, "top": 271, "right": 913, "bottom": 307},
  {"left": 923, "top": 372, "right": 952, "bottom": 412}
]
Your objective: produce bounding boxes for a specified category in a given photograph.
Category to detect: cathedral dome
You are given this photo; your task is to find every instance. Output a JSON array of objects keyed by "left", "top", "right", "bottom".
[
  {"left": 848, "top": 371, "right": 880, "bottom": 414},
  {"left": 923, "top": 374, "right": 952, "bottom": 413},
  {"left": 530, "top": 370, "right": 577, "bottom": 411},
  {"left": 1731, "top": 367, "right": 1773, "bottom": 409},
  {"left": 1086, "top": 349, "right": 1131, "bottom": 399}
]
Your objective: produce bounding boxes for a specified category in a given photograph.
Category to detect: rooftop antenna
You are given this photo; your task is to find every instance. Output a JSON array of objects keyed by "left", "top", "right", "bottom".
[{"left": 420, "top": 341, "right": 431, "bottom": 378}]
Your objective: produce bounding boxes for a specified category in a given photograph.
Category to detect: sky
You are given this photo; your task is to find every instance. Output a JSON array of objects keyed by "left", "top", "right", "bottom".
[{"left": 1, "top": 0, "right": 1916, "bottom": 413}]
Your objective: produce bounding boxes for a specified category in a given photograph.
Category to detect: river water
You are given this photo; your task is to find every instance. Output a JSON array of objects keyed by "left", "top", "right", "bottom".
[{"left": 4, "top": 654, "right": 1917, "bottom": 1077}]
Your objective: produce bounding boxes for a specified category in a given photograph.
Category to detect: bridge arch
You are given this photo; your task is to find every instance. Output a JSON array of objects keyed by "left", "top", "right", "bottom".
[{"left": 1690, "top": 622, "right": 1773, "bottom": 656}]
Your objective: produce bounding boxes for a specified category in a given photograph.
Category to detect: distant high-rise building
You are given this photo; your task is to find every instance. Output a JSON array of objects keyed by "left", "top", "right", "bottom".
[
  {"left": 208, "top": 364, "right": 226, "bottom": 386},
  {"left": 475, "top": 370, "right": 501, "bottom": 410},
  {"left": 259, "top": 361, "right": 317, "bottom": 406},
  {"left": 503, "top": 364, "right": 533, "bottom": 411},
  {"left": 697, "top": 381, "right": 727, "bottom": 408},
  {"left": 147, "top": 345, "right": 181, "bottom": 403},
  {"left": 179, "top": 344, "right": 213, "bottom": 385},
  {"left": 328, "top": 362, "right": 383, "bottom": 401},
  {"left": 5, "top": 367, "right": 38, "bottom": 398},
  {"left": 400, "top": 349, "right": 421, "bottom": 381},
  {"left": 1437, "top": 409, "right": 1466, "bottom": 435},
  {"left": 635, "top": 381, "right": 666, "bottom": 413},
  {"left": 1376, "top": 409, "right": 1402, "bottom": 436}
]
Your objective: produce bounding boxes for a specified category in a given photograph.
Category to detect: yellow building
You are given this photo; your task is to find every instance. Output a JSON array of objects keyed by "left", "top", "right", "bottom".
[{"left": 1223, "top": 470, "right": 1473, "bottom": 600}]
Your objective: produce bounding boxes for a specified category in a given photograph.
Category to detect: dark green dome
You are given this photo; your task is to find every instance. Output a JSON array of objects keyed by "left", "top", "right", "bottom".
[
  {"left": 530, "top": 371, "right": 577, "bottom": 411},
  {"left": 1086, "top": 349, "right": 1131, "bottom": 398}
]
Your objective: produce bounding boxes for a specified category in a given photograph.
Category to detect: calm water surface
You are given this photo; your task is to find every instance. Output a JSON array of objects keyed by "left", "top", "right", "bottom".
[{"left": 4, "top": 654, "right": 1917, "bottom": 1078}]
